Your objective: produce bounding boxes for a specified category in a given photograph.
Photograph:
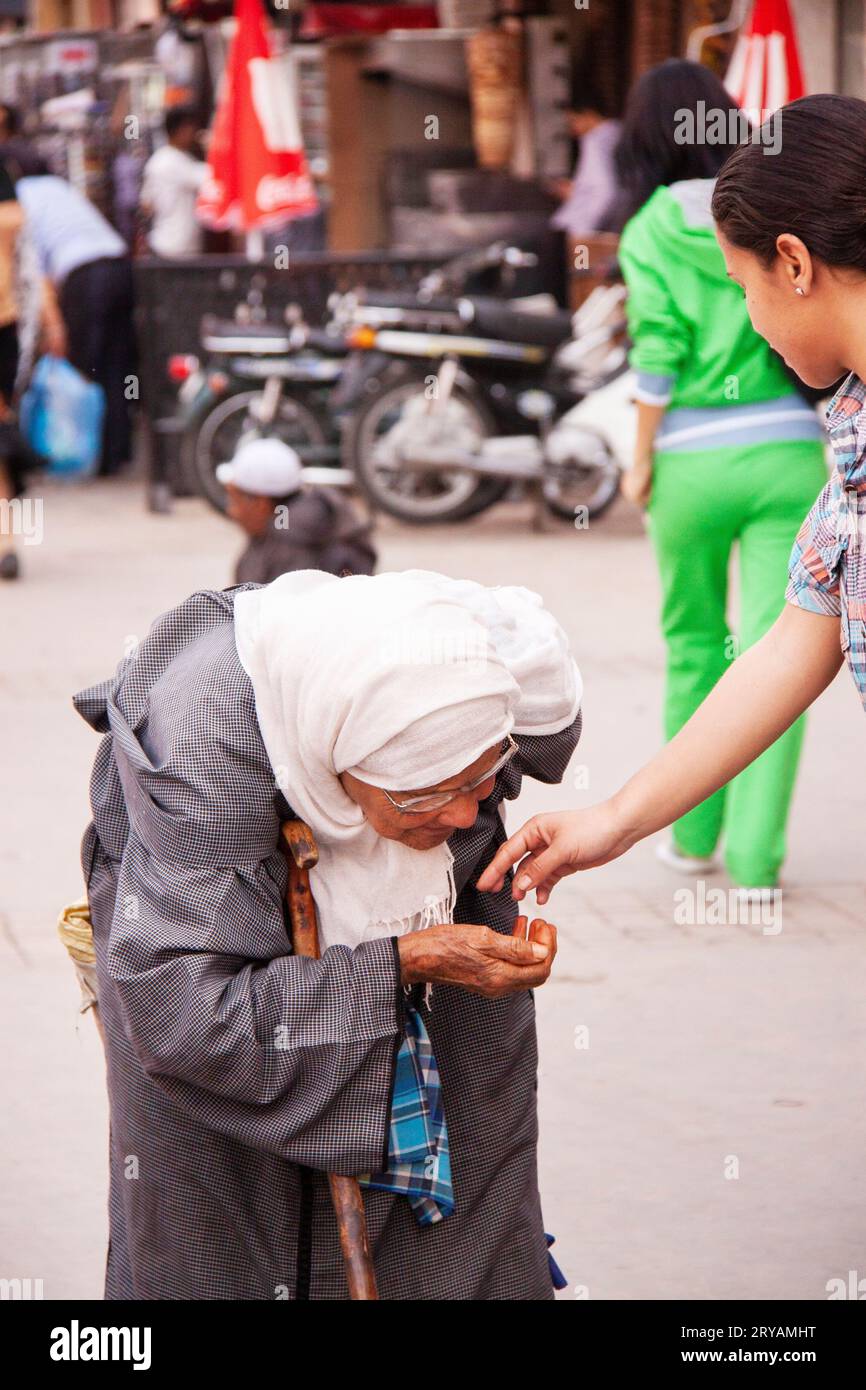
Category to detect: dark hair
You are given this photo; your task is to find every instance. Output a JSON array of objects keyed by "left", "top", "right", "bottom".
[
  {"left": 0, "top": 161, "right": 15, "bottom": 204},
  {"left": 612, "top": 59, "right": 748, "bottom": 228},
  {"left": 165, "top": 105, "right": 198, "bottom": 140},
  {"left": 712, "top": 93, "right": 866, "bottom": 273},
  {"left": 0, "top": 141, "right": 50, "bottom": 180},
  {"left": 0, "top": 104, "right": 19, "bottom": 136},
  {"left": 570, "top": 66, "right": 618, "bottom": 121}
]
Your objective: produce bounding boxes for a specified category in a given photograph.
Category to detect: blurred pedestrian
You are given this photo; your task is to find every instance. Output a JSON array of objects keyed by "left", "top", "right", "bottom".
[
  {"left": 0, "top": 103, "right": 18, "bottom": 143},
  {"left": 16, "top": 170, "right": 135, "bottom": 476},
  {"left": 550, "top": 88, "right": 622, "bottom": 238},
  {"left": 614, "top": 60, "right": 827, "bottom": 892},
  {"left": 0, "top": 161, "right": 65, "bottom": 581},
  {"left": 112, "top": 148, "right": 146, "bottom": 252},
  {"left": 0, "top": 105, "right": 50, "bottom": 182},
  {"left": 216, "top": 437, "right": 376, "bottom": 583},
  {"left": 141, "top": 105, "right": 207, "bottom": 259}
]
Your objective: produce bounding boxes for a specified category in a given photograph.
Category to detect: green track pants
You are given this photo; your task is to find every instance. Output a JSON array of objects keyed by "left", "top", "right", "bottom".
[{"left": 646, "top": 439, "right": 828, "bottom": 887}]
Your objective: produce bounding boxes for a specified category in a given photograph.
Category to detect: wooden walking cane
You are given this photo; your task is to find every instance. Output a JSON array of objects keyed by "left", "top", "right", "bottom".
[{"left": 280, "top": 819, "right": 380, "bottom": 1302}]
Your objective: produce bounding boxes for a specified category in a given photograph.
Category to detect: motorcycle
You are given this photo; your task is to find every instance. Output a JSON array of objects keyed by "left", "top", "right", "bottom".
[
  {"left": 168, "top": 309, "right": 351, "bottom": 514},
  {"left": 340, "top": 279, "right": 629, "bottom": 524},
  {"left": 169, "top": 242, "right": 542, "bottom": 514}
]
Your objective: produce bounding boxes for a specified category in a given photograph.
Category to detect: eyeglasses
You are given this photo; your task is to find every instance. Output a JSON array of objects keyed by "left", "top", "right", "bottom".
[{"left": 383, "top": 734, "right": 518, "bottom": 815}]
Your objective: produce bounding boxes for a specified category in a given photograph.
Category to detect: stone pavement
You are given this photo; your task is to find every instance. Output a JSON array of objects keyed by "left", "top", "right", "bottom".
[{"left": 1, "top": 477, "right": 864, "bottom": 1300}]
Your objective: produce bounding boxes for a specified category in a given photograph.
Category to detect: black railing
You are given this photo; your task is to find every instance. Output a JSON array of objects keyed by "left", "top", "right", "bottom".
[
  {"left": 134, "top": 251, "right": 450, "bottom": 492},
  {"left": 133, "top": 241, "right": 563, "bottom": 496}
]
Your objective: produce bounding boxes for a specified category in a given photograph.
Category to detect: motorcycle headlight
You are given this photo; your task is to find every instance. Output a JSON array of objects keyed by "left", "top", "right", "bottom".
[
  {"left": 167, "top": 354, "right": 199, "bottom": 383},
  {"left": 516, "top": 389, "right": 556, "bottom": 421},
  {"left": 348, "top": 326, "right": 378, "bottom": 350}
]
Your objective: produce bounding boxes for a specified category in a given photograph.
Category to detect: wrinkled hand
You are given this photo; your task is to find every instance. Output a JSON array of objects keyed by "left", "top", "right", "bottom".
[
  {"left": 398, "top": 916, "right": 557, "bottom": 998},
  {"left": 476, "top": 804, "right": 629, "bottom": 905}
]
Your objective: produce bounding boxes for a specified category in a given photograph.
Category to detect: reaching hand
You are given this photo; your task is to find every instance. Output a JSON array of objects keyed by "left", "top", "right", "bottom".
[{"left": 476, "top": 804, "right": 629, "bottom": 904}]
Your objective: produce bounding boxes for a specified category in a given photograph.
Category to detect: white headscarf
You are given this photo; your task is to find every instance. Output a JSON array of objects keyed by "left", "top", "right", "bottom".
[{"left": 233, "top": 569, "right": 581, "bottom": 952}]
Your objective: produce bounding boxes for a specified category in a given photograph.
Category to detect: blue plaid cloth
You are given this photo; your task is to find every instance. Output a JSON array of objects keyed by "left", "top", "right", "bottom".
[{"left": 359, "top": 1004, "right": 454, "bottom": 1225}]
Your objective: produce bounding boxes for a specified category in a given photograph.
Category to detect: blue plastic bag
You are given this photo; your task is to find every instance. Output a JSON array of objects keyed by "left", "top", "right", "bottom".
[{"left": 20, "top": 355, "right": 105, "bottom": 477}]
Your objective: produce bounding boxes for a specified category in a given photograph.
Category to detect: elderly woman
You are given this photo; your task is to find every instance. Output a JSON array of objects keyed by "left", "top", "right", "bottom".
[{"left": 74, "top": 568, "right": 581, "bottom": 1300}]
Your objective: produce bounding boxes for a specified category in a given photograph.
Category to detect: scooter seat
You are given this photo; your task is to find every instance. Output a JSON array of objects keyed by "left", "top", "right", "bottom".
[
  {"left": 200, "top": 315, "right": 293, "bottom": 353},
  {"left": 460, "top": 297, "right": 574, "bottom": 348},
  {"left": 354, "top": 289, "right": 462, "bottom": 314}
]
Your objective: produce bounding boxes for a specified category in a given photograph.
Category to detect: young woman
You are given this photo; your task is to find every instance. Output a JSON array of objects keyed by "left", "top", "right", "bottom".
[
  {"left": 613, "top": 62, "right": 828, "bottom": 893},
  {"left": 477, "top": 93, "right": 865, "bottom": 904}
]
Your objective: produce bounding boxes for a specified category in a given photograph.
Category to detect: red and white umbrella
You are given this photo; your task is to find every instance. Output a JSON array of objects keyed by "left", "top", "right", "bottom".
[
  {"left": 725, "top": 0, "right": 806, "bottom": 124},
  {"left": 197, "top": 0, "right": 318, "bottom": 237}
]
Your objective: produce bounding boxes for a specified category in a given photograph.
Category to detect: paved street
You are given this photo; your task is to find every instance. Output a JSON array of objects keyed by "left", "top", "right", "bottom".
[{"left": 2, "top": 475, "right": 864, "bottom": 1301}]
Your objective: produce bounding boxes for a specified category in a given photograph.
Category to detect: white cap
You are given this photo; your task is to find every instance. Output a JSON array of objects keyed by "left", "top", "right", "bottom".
[{"left": 216, "top": 438, "right": 303, "bottom": 497}]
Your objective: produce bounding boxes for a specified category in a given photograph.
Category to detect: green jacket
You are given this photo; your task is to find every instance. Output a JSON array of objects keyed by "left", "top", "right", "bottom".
[{"left": 618, "top": 179, "right": 794, "bottom": 411}]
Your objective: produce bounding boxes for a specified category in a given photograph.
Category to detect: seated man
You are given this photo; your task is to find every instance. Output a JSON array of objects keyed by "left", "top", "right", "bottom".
[
  {"left": 217, "top": 438, "right": 376, "bottom": 583},
  {"left": 74, "top": 568, "right": 581, "bottom": 1299}
]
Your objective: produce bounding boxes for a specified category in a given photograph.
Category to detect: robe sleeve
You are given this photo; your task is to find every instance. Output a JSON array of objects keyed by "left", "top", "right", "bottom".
[{"left": 103, "top": 847, "right": 405, "bottom": 1176}]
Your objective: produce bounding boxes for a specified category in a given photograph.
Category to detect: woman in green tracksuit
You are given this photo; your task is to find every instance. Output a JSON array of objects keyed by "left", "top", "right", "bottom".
[{"left": 614, "top": 62, "right": 827, "bottom": 891}]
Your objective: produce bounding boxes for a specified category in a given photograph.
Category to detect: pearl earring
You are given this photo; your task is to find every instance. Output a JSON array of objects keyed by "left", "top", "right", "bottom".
[{"left": 795, "top": 287, "right": 805, "bottom": 296}]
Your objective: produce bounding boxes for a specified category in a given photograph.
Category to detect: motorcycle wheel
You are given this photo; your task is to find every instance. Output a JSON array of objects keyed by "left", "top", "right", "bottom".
[
  {"left": 343, "top": 366, "right": 509, "bottom": 524},
  {"left": 182, "top": 388, "right": 330, "bottom": 514},
  {"left": 542, "top": 437, "right": 622, "bottom": 522}
]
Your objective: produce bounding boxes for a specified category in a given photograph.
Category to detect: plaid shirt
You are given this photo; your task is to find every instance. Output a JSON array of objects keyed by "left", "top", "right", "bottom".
[{"left": 786, "top": 372, "right": 866, "bottom": 708}]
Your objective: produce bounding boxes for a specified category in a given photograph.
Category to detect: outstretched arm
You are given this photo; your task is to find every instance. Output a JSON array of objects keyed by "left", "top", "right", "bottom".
[{"left": 478, "top": 604, "right": 843, "bottom": 903}]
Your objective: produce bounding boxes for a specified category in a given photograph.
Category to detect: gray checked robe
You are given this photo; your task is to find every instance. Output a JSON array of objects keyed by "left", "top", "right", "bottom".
[{"left": 74, "top": 584, "right": 581, "bottom": 1301}]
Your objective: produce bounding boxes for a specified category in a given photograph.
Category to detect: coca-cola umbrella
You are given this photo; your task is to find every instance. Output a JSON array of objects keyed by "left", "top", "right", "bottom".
[
  {"left": 724, "top": 0, "right": 806, "bottom": 123},
  {"left": 197, "top": 0, "right": 318, "bottom": 254}
]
